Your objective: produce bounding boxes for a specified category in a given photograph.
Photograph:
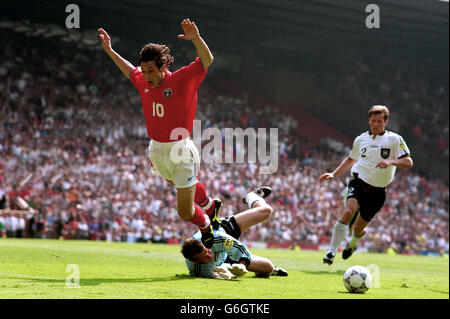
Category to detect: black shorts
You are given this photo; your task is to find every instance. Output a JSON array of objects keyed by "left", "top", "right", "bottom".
[
  {"left": 219, "top": 216, "right": 242, "bottom": 240},
  {"left": 346, "top": 178, "right": 386, "bottom": 222},
  {"left": 220, "top": 216, "right": 244, "bottom": 265}
]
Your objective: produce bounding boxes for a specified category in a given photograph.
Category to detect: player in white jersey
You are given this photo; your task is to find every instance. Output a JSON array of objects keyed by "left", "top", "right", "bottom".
[
  {"left": 319, "top": 105, "right": 413, "bottom": 264},
  {"left": 181, "top": 187, "right": 288, "bottom": 279}
]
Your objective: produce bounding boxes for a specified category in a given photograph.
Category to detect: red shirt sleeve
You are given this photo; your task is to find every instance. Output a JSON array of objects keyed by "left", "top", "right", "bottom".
[
  {"left": 130, "top": 66, "right": 145, "bottom": 90},
  {"left": 180, "top": 57, "right": 207, "bottom": 90}
]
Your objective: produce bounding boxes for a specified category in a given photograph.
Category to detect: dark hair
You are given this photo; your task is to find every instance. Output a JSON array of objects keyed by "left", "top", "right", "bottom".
[
  {"left": 139, "top": 43, "right": 174, "bottom": 69},
  {"left": 181, "top": 238, "right": 204, "bottom": 261}
]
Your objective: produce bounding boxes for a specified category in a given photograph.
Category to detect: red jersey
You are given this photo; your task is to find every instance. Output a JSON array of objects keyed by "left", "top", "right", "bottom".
[{"left": 130, "top": 57, "right": 207, "bottom": 142}]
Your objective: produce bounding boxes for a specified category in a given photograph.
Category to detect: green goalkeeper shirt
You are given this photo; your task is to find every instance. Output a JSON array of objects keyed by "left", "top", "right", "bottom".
[{"left": 185, "top": 226, "right": 252, "bottom": 278}]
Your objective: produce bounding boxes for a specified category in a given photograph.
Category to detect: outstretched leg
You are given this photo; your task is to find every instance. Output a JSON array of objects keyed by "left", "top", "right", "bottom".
[
  {"left": 194, "top": 181, "right": 221, "bottom": 228},
  {"left": 177, "top": 184, "right": 214, "bottom": 248},
  {"left": 234, "top": 187, "right": 273, "bottom": 234}
]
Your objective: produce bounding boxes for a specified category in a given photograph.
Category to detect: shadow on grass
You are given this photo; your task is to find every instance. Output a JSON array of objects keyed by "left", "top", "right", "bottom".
[
  {"left": 427, "top": 288, "right": 449, "bottom": 295},
  {"left": 301, "top": 270, "right": 345, "bottom": 276},
  {"left": 4, "top": 274, "right": 200, "bottom": 286}
]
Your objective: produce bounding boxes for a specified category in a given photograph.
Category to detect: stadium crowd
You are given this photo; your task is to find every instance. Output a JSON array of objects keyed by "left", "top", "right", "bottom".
[
  {"left": 326, "top": 49, "right": 449, "bottom": 178},
  {"left": 0, "top": 24, "right": 448, "bottom": 255}
]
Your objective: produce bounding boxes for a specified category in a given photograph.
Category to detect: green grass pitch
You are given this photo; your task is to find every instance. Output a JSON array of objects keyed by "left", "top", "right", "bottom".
[{"left": 0, "top": 238, "right": 448, "bottom": 299}]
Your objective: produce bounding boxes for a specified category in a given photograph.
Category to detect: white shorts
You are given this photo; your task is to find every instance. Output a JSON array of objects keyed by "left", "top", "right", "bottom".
[{"left": 148, "top": 138, "right": 200, "bottom": 189}]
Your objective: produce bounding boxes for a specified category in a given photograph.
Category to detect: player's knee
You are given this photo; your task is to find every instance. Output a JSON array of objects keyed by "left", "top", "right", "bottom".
[
  {"left": 261, "top": 204, "right": 273, "bottom": 220},
  {"left": 260, "top": 258, "right": 275, "bottom": 274},
  {"left": 261, "top": 261, "right": 274, "bottom": 276},
  {"left": 178, "top": 207, "right": 194, "bottom": 221},
  {"left": 340, "top": 208, "right": 354, "bottom": 224},
  {"left": 267, "top": 262, "right": 275, "bottom": 275}
]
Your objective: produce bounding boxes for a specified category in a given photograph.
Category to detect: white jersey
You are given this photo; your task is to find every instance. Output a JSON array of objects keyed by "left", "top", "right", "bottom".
[{"left": 349, "top": 130, "right": 410, "bottom": 188}]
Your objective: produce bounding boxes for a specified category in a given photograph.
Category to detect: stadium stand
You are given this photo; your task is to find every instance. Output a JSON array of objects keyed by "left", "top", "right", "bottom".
[{"left": 0, "top": 21, "right": 448, "bottom": 255}]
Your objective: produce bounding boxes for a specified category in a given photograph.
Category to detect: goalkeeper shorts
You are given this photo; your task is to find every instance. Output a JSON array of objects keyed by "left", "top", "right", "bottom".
[{"left": 220, "top": 216, "right": 241, "bottom": 240}]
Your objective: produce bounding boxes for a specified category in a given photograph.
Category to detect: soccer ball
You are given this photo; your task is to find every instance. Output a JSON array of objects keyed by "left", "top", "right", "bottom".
[{"left": 343, "top": 265, "right": 372, "bottom": 293}]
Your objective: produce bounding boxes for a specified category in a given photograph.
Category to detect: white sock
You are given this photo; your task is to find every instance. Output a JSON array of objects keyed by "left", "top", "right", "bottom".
[
  {"left": 201, "top": 197, "right": 213, "bottom": 211},
  {"left": 349, "top": 231, "right": 365, "bottom": 248},
  {"left": 245, "top": 192, "right": 266, "bottom": 209},
  {"left": 328, "top": 221, "right": 348, "bottom": 255},
  {"left": 199, "top": 214, "right": 211, "bottom": 230}
]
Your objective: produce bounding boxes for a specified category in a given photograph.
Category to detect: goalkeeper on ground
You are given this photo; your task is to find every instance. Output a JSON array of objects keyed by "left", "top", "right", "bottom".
[{"left": 181, "top": 187, "right": 288, "bottom": 279}]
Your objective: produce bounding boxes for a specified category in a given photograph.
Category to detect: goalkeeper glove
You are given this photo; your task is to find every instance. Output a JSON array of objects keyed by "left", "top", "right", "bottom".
[
  {"left": 211, "top": 265, "right": 236, "bottom": 280},
  {"left": 227, "top": 263, "right": 248, "bottom": 277}
]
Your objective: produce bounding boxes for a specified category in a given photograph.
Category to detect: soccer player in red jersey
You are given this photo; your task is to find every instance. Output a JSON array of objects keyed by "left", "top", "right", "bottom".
[{"left": 98, "top": 19, "right": 220, "bottom": 248}]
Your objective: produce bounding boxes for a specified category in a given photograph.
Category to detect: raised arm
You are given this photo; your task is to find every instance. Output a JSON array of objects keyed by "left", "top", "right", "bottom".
[
  {"left": 177, "top": 18, "right": 214, "bottom": 70},
  {"left": 98, "top": 28, "right": 135, "bottom": 80}
]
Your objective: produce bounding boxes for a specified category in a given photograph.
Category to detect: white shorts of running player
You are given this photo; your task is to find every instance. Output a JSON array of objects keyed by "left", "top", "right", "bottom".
[{"left": 148, "top": 138, "right": 200, "bottom": 189}]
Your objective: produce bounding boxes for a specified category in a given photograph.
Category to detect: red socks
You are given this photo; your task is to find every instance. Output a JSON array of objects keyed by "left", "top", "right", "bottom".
[
  {"left": 190, "top": 205, "right": 210, "bottom": 233},
  {"left": 194, "top": 182, "right": 215, "bottom": 217}
]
